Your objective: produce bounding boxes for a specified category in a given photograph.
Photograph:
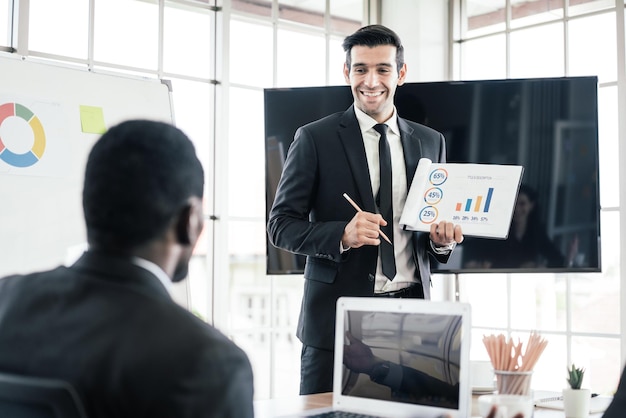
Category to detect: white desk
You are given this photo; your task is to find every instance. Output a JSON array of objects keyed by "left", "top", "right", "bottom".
[
  {"left": 254, "top": 392, "right": 331, "bottom": 418},
  {"left": 254, "top": 392, "right": 605, "bottom": 418}
]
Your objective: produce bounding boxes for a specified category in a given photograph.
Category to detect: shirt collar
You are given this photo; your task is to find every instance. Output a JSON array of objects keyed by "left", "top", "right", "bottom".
[
  {"left": 353, "top": 105, "right": 400, "bottom": 137},
  {"left": 130, "top": 256, "right": 172, "bottom": 293}
]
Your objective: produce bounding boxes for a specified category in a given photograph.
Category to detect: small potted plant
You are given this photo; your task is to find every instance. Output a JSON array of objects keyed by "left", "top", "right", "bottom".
[{"left": 562, "top": 364, "right": 591, "bottom": 418}]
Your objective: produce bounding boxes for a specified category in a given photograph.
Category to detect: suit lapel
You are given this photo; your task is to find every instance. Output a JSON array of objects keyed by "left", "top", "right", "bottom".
[
  {"left": 398, "top": 117, "right": 423, "bottom": 187},
  {"left": 337, "top": 111, "right": 425, "bottom": 210},
  {"left": 338, "top": 106, "right": 377, "bottom": 212}
]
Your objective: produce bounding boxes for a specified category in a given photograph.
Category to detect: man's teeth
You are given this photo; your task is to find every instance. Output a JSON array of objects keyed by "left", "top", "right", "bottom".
[{"left": 362, "top": 91, "right": 383, "bottom": 97}]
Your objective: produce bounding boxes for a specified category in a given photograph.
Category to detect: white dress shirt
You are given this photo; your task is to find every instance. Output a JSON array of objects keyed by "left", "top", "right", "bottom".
[
  {"left": 131, "top": 256, "right": 172, "bottom": 294},
  {"left": 353, "top": 106, "right": 418, "bottom": 293}
]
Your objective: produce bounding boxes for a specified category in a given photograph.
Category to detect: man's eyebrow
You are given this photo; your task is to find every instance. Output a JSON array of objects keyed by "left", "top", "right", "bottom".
[{"left": 352, "top": 62, "right": 393, "bottom": 68}]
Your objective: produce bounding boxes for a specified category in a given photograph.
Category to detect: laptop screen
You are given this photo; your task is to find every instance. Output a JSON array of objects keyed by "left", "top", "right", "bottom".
[{"left": 334, "top": 298, "right": 471, "bottom": 417}]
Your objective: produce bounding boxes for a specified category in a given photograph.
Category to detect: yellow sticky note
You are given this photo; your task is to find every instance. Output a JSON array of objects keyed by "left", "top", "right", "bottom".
[{"left": 79, "top": 105, "right": 106, "bottom": 134}]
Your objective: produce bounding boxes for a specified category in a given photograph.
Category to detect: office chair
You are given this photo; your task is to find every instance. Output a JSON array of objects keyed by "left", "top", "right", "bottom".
[{"left": 0, "top": 372, "right": 88, "bottom": 418}]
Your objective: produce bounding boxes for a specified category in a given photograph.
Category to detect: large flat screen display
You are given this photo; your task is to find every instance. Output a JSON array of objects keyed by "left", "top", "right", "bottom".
[{"left": 265, "top": 77, "right": 600, "bottom": 274}]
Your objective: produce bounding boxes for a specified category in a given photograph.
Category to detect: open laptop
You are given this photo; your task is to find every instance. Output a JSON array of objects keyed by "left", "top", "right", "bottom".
[{"left": 284, "top": 297, "right": 472, "bottom": 418}]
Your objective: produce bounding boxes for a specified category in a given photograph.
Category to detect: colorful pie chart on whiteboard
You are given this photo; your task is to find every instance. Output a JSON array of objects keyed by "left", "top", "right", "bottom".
[{"left": 0, "top": 102, "right": 46, "bottom": 168}]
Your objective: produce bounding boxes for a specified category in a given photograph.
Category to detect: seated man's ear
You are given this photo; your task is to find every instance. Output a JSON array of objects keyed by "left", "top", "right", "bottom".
[{"left": 175, "top": 197, "right": 204, "bottom": 246}]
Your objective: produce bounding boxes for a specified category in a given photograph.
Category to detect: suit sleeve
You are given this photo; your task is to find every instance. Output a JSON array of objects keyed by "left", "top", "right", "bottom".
[
  {"left": 267, "top": 126, "right": 347, "bottom": 262},
  {"left": 397, "top": 366, "right": 458, "bottom": 406}
]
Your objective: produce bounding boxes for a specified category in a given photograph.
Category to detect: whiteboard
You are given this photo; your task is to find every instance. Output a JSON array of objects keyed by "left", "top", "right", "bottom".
[{"left": 0, "top": 56, "right": 182, "bottom": 292}]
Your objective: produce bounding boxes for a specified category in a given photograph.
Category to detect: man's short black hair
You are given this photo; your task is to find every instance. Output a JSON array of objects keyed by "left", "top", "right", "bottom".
[
  {"left": 83, "top": 119, "right": 204, "bottom": 251},
  {"left": 342, "top": 24, "right": 405, "bottom": 73}
]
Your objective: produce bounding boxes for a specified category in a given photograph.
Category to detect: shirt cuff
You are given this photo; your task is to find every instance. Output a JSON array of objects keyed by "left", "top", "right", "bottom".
[{"left": 431, "top": 240, "right": 456, "bottom": 255}]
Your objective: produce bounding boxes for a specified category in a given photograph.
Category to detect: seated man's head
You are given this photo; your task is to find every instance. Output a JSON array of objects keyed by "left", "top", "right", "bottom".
[{"left": 83, "top": 119, "right": 204, "bottom": 282}]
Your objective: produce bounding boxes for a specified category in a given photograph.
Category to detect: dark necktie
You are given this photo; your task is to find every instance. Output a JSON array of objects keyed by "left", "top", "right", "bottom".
[{"left": 374, "top": 123, "right": 396, "bottom": 280}]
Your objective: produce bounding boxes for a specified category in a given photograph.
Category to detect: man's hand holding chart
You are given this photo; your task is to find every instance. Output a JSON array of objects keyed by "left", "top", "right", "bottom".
[{"left": 400, "top": 158, "right": 524, "bottom": 239}]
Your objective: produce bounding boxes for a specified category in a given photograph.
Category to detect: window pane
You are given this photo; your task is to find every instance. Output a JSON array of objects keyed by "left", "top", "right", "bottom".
[
  {"left": 231, "top": 0, "right": 271, "bottom": 17},
  {"left": 94, "top": 0, "right": 158, "bottom": 69},
  {"left": 233, "top": 331, "right": 271, "bottom": 398},
  {"left": 231, "top": 275, "right": 270, "bottom": 330},
  {"left": 273, "top": 275, "right": 303, "bottom": 328},
  {"left": 568, "top": 0, "right": 615, "bottom": 17},
  {"left": 510, "top": 274, "right": 564, "bottom": 331},
  {"left": 188, "top": 253, "right": 213, "bottom": 321},
  {"left": 529, "top": 333, "right": 620, "bottom": 393},
  {"left": 574, "top": 336, "right": 620, "bottom": 394},
  {"left": 329, "top": 36, "right": 346, "bottom": 86},
  {"left": 460, "top": 34, "right": 506, "bottom": 80},
  {"left": 509, "top": 22, "right": 564, "bottom": 78},
  {"left": 29, "top": 0, "right": 87, "bottom": 58},
  {"left": 229, "top": 219, "right": 268, "bottom": 398},
  {"left": 0, "top": 0, "right": 9, "bottom": 47},
  {"left": 529, "top": 333, "right": 565, "bottom": 390},
  {"left": 277, "top": 29, "right": 325, "bottom": 87},
  {"left": 459, "top": 274, "right": 508, "bottom": 328},
  {"left": 230, "top": 20, "right": 273, "bottom": 87},
  {"left": 163, "top": 4, "right": 213, "bottom": 77},
  {"left": 278, "top": 0, "right": 325, "bottom": 27},
  {"left": 571, "top": 270, "right": 619, "bottom": 336},
  {"left": 470, "top": 328, "right": 501, "bottom": 361},
  {"left": 228, "top": 220, "right": 266, "bottom": 264},
  {"left": 273, "top": 329, "right": 301, "bottom": 397},
  {"left": 330, "top": 0, "right": 362, "bottom": 33},
  {"left": 598, "top": 86, "right": 619, "bottom": 208},
  {"left": 228, "top": 87, "right": 264, "bottom": 218},
  {"left": 568, "top": 12, "right": 616, "bottom": 83},
  {"left": 227, "top": 220, "right": 267, "bottom": 327},
  {"left": 170, "top": 78, "right": 214, "bottom": 198},
  {"left": 273, "top": 274, "right": 304, "bottom": 397},
  {"left": 511, "top": 0, "right": 564, "bottom": 29},
  {"left": 465, "top": 0, "right": 506, "bottom": 37},
  {"left": 572, "top": 211, "right": 620, "bottom": 332}
]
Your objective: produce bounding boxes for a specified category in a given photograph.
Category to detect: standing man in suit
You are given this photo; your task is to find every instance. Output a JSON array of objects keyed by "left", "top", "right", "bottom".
[
  {"left": 0, "top": 120, "right": 254, "bottom": 418},
  {"left": 267, "top": 24, "right": 463, "bottom": 395}
]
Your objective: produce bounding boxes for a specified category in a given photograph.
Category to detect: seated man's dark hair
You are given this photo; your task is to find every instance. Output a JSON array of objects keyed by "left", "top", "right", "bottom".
[
  {"left": 342, "top": 24, "right": 405, "bottom": 73},
  {"left": 83, "top": 119, "right": 204, "bottom": 251}
]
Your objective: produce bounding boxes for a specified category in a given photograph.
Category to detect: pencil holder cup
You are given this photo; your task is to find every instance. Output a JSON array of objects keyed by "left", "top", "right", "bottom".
[{"left": 494, "top": 370, "right": 533, "bottom": 396}]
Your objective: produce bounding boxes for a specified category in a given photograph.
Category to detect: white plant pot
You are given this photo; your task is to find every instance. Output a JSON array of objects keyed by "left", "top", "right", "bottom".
[{"left": 562, "top": 388, "right": 591, "bottom": 418}]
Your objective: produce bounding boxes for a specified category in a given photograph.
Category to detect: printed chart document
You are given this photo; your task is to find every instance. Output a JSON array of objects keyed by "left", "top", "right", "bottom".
[{"left": 400, "top": 158, "right": 524, "bottom": 238}]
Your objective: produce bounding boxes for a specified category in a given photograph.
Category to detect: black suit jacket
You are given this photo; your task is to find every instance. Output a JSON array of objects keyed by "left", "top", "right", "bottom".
[
  {"left": 267, "top": 106, "right": 451, "bottom": 350},
  {"left": 603, "top": 366, "right": 626, "bottom": 417},
  {"left": 0, "top": 251, "right": 254, "bottom": 418}
]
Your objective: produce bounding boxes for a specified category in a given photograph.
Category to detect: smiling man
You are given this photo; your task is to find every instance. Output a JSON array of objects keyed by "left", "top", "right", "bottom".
[{"left": 267, "top": 25, "right": 463, "bottom": 395}]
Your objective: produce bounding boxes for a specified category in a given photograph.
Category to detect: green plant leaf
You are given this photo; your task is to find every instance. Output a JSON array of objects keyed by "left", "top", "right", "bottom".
[{"left": 566, "top": 364, "right": 585, "bottom": 389}]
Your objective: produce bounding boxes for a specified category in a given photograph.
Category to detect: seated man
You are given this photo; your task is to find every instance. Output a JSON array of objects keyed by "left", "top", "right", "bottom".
[
  {"left": 603, "top": 365, "right": 626, "bottom": 417},
  {"left": 0, "top": 120, "right": 254, "bottom": 418}
]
